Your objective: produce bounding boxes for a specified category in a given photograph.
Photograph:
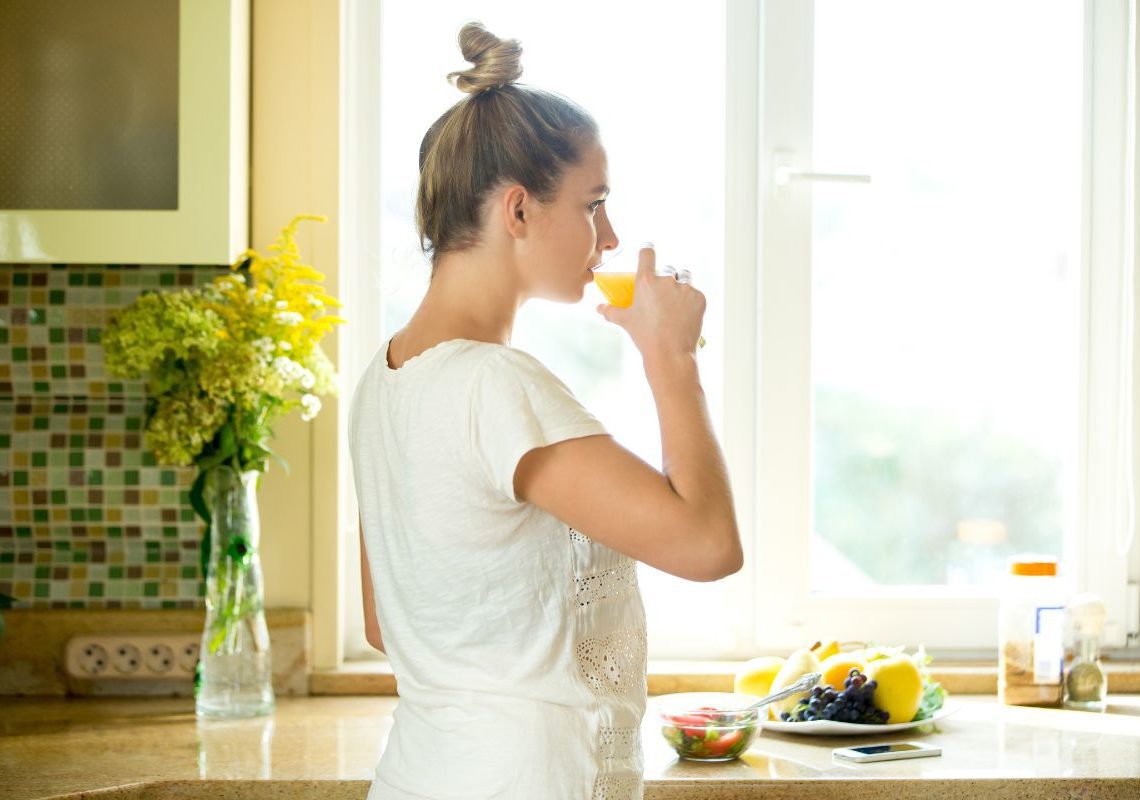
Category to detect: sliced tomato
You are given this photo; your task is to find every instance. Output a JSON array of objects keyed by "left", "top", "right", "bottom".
[{"left": 700, "top": 729, "right": 744, "bottom": 757}]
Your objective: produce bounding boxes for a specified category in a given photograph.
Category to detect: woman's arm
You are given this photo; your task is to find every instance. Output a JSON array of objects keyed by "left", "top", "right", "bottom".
[
  {"left": 514, "top": 246, "right": 741, "bottom": 583},
  {"left": 359, "top": 517, "right": 385, "bottom": 653}
]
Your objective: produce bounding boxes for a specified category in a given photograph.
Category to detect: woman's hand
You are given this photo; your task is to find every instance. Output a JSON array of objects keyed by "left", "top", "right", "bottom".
[{"left": 596, "top": 244, "right": 706, "bottom": 358}]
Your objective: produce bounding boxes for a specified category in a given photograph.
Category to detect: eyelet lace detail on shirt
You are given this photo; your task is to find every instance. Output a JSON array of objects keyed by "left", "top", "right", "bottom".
[
  {"left": 575, "top": 627, "right": 647, "bottom": 696},
  {"left": 576, "top": 561, "right": 638, "bottom": 608},
  {"left": 569, "top": 527, "right": 592, "bottom": 544},
  {"left": 599, "top": 725, "right": 639, "bottom": 761},
  {"left": 591, "top": 773, "right": 641, "bottom": 799}
]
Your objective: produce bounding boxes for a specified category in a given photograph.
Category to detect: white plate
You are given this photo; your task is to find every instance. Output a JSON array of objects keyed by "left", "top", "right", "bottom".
[{"left": 757, "top": 703, "right": 958, "bottom": 736}]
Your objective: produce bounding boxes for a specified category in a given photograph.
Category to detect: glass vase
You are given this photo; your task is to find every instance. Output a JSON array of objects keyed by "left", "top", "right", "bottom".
[{"left": 195, "top": 466, "right": 275, "bottom": 719}]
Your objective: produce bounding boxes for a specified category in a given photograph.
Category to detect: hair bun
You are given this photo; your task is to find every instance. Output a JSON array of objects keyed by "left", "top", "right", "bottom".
[{"left": 447, "top": 21, "right": 523, "bottom": 94}]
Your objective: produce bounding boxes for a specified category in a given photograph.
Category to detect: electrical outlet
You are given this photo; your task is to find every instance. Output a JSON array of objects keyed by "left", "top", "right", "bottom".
[
  {"left": 111, "top": 642, "right": 142, "bottom": 674},
  {"left": 144, "top": 643, "right": 175, "bottom": 674},
  {"left": 177, "top": 640, "right": 200, "bottom": 673},
  {"left": 75, "top": 642, "right": 109, "bottom": 675},
  {"left": 66, "top": 633, "right": 201, "bottom": 681}
]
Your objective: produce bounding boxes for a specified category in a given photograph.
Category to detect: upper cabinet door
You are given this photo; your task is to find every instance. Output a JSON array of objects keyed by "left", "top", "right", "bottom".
[{"left": 0, "top": 0, "right": 249, "bottom": 264}]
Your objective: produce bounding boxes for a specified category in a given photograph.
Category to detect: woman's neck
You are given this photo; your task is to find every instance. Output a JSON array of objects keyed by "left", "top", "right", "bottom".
[{"left": 389, "top": 248, "right": 523, "bottom": 367}]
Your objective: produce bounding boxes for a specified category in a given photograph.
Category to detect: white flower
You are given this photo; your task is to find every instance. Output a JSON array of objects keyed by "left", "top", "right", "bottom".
[
  {"left": 279, "top": 341, "right": 292, "bottom": 351},
  {"left": 275, "top": 311, "right": 303, "bottom": 325},
  {"left": 307, "top": 295, "right": 324, "bottom": 308},
  {"left": 300, "top": 393, "right": 321, "bottom": 421},
  {"left": 276, "top": 300, "right": 288, "bottom": 309},
  {"left": 299, "top": 367, "right": 315, "bottom": 390}
]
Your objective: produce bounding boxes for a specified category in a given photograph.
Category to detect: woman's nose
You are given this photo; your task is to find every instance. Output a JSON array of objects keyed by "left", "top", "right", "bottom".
[{"left": 600, "top": 213, "right": 619, "bottom": 253}]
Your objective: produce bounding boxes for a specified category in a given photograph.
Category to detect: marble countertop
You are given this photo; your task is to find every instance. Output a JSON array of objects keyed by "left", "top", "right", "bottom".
[{"left": 2, "top": 694, "right": 1139, "bottom": 799}]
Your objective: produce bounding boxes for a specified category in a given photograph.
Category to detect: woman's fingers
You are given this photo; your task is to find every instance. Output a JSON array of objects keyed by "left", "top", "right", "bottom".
[{"left": 636, "top": 242, "right": 657, "bottom": 279}]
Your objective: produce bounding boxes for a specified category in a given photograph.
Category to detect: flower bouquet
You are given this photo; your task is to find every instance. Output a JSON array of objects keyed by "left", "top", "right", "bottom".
[{"left": 102, "top": 215, "right": 343, "bottom": 717}]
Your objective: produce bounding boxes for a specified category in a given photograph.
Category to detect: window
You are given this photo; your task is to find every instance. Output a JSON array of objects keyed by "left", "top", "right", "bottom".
[{"left": 340, "top": 0, "right": 1138, "bottom": 662}]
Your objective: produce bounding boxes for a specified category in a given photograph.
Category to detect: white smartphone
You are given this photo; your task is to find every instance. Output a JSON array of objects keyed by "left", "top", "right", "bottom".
[{"left": 833, "top": 742, "right": 942, "bottom": 763}]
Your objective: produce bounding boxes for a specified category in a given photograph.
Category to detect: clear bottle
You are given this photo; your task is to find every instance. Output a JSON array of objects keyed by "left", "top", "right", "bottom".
[
  {"left": 1063, "top": 594, "right": 1107, "bottom": 712},
  {"left": 998, "top": 555, "right": 1064, "bottom": 706}
]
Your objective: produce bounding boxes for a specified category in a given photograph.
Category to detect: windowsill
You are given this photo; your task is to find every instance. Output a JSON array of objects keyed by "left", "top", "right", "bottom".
[{"left": 310, "top": 658, "right": 1140, "bottom": 696}]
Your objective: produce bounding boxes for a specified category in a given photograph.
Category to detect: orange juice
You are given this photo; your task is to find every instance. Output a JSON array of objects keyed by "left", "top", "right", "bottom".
[{"left": 593, "top": 272, "right": 636, "bottom": 308}]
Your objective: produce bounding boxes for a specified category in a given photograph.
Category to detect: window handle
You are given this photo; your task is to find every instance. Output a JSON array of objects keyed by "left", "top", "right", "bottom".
[{"left": 772, "top": 151, "right": 871, "bottom": 187}]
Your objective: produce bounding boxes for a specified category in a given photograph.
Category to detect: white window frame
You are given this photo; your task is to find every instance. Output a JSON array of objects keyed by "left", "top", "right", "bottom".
[
  {"left": 741, "top": 0, "right": 1138, "bottom": 654},
  {"left": 335, "top": 0, "right": 1139, "bottom": 663}
]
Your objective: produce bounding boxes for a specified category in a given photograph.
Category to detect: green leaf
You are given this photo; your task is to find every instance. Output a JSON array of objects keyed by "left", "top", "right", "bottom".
[
  {"left": 913, "top": 681, "right": 947, "bottom": 721},
  {"left": 189, "top": 470, "right": 211, "bottom": 581}
]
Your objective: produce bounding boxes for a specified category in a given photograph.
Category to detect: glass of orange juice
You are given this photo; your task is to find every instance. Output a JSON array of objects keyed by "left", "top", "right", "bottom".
[{"left": 593, "top": 270, "right": 707, "bottom": 350}]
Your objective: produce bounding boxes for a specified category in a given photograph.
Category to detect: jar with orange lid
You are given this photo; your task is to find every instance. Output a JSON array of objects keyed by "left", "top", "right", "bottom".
[{"left": 998, "top": 555, "right": 1064, "bottom": 706}]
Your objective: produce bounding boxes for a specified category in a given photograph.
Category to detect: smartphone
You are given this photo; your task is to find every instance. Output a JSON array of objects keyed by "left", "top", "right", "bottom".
[{"left": 833, "top": 742, "right": 942, "bottom": 763}]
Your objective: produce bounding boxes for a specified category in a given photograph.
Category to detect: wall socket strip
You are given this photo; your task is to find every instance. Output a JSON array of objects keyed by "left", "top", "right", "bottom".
[{"left": 65, "top": 633, "right": 201, "bottom": 680}]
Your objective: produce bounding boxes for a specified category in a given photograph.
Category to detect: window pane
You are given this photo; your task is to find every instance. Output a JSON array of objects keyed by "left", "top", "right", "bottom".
[
  {"left": 810, "top": 0, "right": 1082, "bottom": 588},
  {"left": 378, "top": 2, "right": 728, "bottom": 653}
]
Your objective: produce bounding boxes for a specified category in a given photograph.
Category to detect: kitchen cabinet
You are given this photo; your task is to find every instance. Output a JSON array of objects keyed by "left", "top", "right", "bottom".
[{"left": 0, "top": 0, "right": 249, "bottom": 264}]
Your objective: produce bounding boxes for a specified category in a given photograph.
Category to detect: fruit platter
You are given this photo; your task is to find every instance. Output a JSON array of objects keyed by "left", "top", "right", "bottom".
[{"left": 734, "top": 640, "right": 951, "bottom": 736}]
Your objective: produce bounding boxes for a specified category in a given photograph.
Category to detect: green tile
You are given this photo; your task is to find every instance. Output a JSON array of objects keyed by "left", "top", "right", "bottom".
[
  {"left": 87, "top": 470, "right": 103, "bottom": 486},
  {"left": 0, "top": 329, "right": 7, "bottom": 345},
  {"left": 162, "top": 526, "right": 177, "bottom": 538},
  {"left": 13, "top": 272, "right": 28, "bottom": 287},
  {"left": 51, "top": 489, "right": 65, "bottom": 503},
  {"left": 72, "top": 550, "right": 87, "bottom": 563},
  {"left": 49, "top": 290, "right": 64, "bottom": 304},
  {"left": 89, "top": 508, "right": 103, "bottom": 522},
  {"left": 34, "top": 583, "right": 48, "bottom": 598},
  {"left": 13, "top": 472, "right": 27, "bottom": 487},
  {"left": 12, "top": 347, "right": 27, "bottom": 361},
  {"left": 16, "top": 527, "right": 32, "bottom": 538},
  {"left": 90, "top": 417, "right": 104, "bottom": 431},
  {"left": 181, "top": 566, "right": 197, "bottom": 579},
  {"left": 109, "top": 566, "right": 123, "bottom": 579},
  {"left": 0, "top": 552, "right": 13, "bottom": 563},
  {"left": 30, "top": 308, "right": 45, "bottom": 324},
  {"left": 32, "top": 509, "right": 47, "bottom": 522},
  {"left": 108, "top": 383, "right": 125, "bottom": 394},
  {"left": 31, "top": 452, "right": 46, "bottom": 467},
  {"left": 143, "top": 582, "right": 159, "bottom": 597},
  {"left": 142, "top": 451, "right": 157, "bottom": 467},
  {"left": 125, "top": 417, "right": 141, "bottom": 431},
  {"left": 50, "top": 365, "right": 66, "bottom": 378},
  {"left": 125, "top": 470, "right": 139, "bottom": 486},
  {"left": 33, "top": 382, "right": 49, "bottom": 392},
  {"left": 68, "top": 273, "right": 84, "bottom": 286},
  {"left": 86, "top": 329, "right": 100, "bottom": 344},
  {"left": 69, "top": 435, "right": 83, "bottom": 448},
  {"left": 108, "top": 527, "right": 122, "bottom": 539},
  {"left": 69, "top": 452, "right": 83, "bottom": 467},
  {"left": 89, "top": 583, "right": 104, "bottom": 598},
  {"left": 35, "top": 566, "right": 49, "bottom": 579},
  {"left": 85, "top": 272, "right": 102, "bottom": 286},
  {"left": 0, "top": 434, "right": 9, "bottom": 448}
]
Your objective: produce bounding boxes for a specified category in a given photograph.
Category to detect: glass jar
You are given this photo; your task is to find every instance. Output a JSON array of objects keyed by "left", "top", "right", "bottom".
[
  {"left": 998, "top": 555, "right": 1064, "bottom": 707},
  {"left": 1063, "top": 594, "right": 1107, "bottom": 712}
]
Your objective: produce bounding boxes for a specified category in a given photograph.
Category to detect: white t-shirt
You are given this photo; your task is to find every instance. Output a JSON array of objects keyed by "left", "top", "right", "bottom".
[{"left": 348, "top": 337, "right": 648, "bottom": 800}]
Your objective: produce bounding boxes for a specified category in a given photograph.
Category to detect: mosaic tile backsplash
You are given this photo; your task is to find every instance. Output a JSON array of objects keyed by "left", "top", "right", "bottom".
[{"left": 1, "top": 264, "right": 227, "bottom": 608}]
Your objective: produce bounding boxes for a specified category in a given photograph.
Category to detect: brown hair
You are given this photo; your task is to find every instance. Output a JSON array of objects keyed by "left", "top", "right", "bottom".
[{"left": 415, "top": 22, "right": 599, "bottom": 267}]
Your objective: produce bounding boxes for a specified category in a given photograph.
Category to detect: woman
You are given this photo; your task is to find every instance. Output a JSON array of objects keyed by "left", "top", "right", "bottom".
[{"left": 348, "top": 21, "right": 741, "bottom": 800}]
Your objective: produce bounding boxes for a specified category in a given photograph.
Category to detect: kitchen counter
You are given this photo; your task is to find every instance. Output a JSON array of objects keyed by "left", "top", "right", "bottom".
[{"left": 2, "top": 695, "right": 1139, "bottom": 799}]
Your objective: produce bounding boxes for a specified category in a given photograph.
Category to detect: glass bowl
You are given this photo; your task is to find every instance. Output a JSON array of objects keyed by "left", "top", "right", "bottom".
[{"left": 655, "top": 692, "right": 763, "bottom": 761}]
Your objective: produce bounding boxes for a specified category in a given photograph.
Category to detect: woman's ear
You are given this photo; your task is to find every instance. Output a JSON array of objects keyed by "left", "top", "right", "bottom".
[{"left": 502, "top": 184, "right": 530, "bottom": 240}]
